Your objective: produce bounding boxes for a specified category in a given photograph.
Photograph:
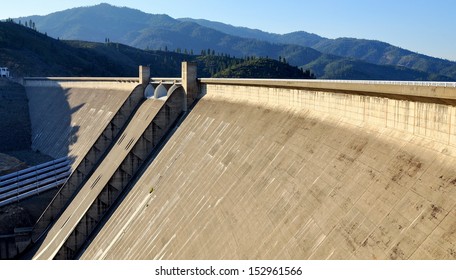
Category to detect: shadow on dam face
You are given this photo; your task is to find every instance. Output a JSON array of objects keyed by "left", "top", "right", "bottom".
[
  {"left": 0, "top": 80, "right": 33, "bottom": 153},
  {"left": 28, "top": 85, "right": 81, "bottom": 160},
  {"left": 0, "top": 84, "right": 81, "bottom": 216},
  {"left": 78, "top": 82, "right": 456, "bottom": 260},
  {"left": 0, "top": 79, "right": 137, "bottom": 259},
  {"left": 0, "top": 81, "right": 81, "bottom": 259}
]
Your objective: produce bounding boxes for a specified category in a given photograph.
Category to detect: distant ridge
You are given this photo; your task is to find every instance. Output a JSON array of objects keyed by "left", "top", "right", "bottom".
[
  {"left": 12, "top": 3, "right": 456, "bottom": 80},
  {"left": 180, "top": 18, "right": 456, "bottom": 80},
  {"left": 0, "top": 21, "right": 309, "bottom": 79}
]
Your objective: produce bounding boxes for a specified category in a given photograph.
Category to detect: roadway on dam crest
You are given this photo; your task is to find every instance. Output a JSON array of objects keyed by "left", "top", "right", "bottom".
[
  {"left": 33, "top": 97, "right": 165, "bottom": 260},
  {"left": 80, "top": 82, "right": 456, "bottom": 260}
]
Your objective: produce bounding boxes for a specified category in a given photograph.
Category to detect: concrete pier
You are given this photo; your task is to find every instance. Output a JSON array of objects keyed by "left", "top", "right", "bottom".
[{"left": 182, "top": 62, "right": 198, "bottom": 110}]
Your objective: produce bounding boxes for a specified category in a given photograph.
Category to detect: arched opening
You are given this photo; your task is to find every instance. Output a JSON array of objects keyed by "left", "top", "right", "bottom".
[
  {"left": 154, "top": 83, "right": 167, "bottom": 99},
  {"left": 144, "top": 84, "right": 154, "bottom": 99}
]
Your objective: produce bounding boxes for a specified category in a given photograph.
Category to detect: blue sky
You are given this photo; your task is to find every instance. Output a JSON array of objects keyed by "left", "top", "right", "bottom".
[{"left": 1, "top": 0, "right": 455, "bottom": 61}]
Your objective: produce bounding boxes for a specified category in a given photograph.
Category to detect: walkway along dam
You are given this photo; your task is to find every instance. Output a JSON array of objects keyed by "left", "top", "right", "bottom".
[{"left": 5, "top": 63, "right": 456, "bottom": 259}]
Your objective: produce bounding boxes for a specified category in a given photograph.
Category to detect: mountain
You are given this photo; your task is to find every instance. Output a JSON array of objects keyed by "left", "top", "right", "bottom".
[
  {"left": 0, "top": 20, "right": 196, "bottom": 77},
  {"left": 17, "top": 3, "right": 323, "bottom": 66},
  {"left": 0, "top": 20, "right": 130, "bottom": 77},
  {"left": 179, "top": 18, "right": 456, "bottom": 80},
  {"left": 178, "top": 17, "right": 283, "bottom": 43},
  {"left": 13, "top": 4, "right": 454, "bottom": 81},
  {"left": 179, "top": 18, "right": 328, "bottom": 47},
  {"left": 0, "top": 21, "right": 316, "bottom": 80},
  {"left": 18, "top": 4, "right": 176, "bottom": 43},
  {"left": 312, "top": 38, "right": 456, "bottom": 80},
  {"left": 301, "top": 54, "right": 447, "bottom": 80}
]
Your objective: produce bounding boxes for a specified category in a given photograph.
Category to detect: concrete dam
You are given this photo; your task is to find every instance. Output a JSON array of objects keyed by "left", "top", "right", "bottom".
[{"left": 6, "top": 63, "right": 456, "bottom": 259}]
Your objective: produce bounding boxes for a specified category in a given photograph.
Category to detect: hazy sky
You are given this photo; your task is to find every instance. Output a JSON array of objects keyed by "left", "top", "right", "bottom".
[{"left": 1, "top": 0, "right": 455, "bottom": 61}]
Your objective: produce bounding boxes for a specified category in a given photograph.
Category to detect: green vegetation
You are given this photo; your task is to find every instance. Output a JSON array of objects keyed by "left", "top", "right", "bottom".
[
  {"left": 0, "top": 21, "right": 129, "bottom": 76},
  {"left": 301, "top": 55, "right": 451, "bottom": 81},
  {"left": 214, "top": 58, "right": 315, "bottom": 79}
]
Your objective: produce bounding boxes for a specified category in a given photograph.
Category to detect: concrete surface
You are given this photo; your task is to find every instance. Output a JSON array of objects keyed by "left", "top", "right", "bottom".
[
  {"left": 24, "top": 79, "right": 137, "bottom": 168},
  {"left": 33, "top": 97, "right": 165, "bottom": 259},
  {"left": 79, "top": 80, "right": 456, "bottom": 260}
]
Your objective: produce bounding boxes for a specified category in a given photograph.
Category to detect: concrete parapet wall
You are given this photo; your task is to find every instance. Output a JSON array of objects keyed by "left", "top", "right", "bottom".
[
  {"left": 200, "top": 79, "right": 456, "bottom": 100},
  {"left": 23, "top": 78, "right": 138, "bottom": 90},
  {"left": 200, "top": 79, "right": 456, "bottom": 152}
]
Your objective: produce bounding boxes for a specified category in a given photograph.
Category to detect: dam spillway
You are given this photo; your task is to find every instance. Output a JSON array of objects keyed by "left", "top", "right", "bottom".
[{"left": 18, "top": 66, "right": 456, "bottom": 260}]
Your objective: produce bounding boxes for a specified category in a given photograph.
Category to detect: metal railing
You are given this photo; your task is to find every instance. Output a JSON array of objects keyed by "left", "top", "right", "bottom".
[
  {"left": 150, "top": 77, "right": 182, "bottom": 85},
  {"left": 199, "top": 78, "right": 456, "bottom": 88},
  {"left": 0, "top": 157, "right": 71, "bottom": 208},
  {"left": 23, "top": 77, "right": 139, "bottom": 83},
  {"left": 304, "top": 79, "right": 456, "bottom": 87},
  {"left": 0, "top": 157, "right": 69, "bottom": 187}
]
